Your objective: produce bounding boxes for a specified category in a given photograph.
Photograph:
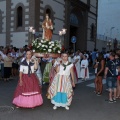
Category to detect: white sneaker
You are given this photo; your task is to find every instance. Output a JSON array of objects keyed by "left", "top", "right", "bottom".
[
  {"left": 53, "top": 106, "right": 57, "bottom": 110},
  {"left": 65, "top": 106, "right": 69, "bottom": 110}
]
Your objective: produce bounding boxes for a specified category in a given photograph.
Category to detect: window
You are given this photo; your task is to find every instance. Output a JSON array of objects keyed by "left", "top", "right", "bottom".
[
  {"left": 70, "top": 13, "right": 79, "bottom": 25},
  {"left": 17, "top": 6, "right": 23, "bottom": 27}
]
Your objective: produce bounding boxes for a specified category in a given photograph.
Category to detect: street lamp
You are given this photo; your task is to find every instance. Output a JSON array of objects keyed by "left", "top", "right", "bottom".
[
  {"left": 107, "top": 40, "right": 112, "bottom": 50},
  {"left": 110, "top": 27, "right": 115, "bottom": 40},
  {"left": 32, "top": 29, "right": 36, "bottom": 40},
  {"left": 29, "top": 26, "right": 33, "bottom": 44},
  {"left": 116, "top": 29, "right": 119, "bottom": 39},
  {"left": 59, "top": 28, "right": 67, "bottom": 46},
  {"left": 59, "top": 31, "right": 63, "bottom": 45},
  {"left": 28, "top": 26, "right": 36, "bottom": 44}
]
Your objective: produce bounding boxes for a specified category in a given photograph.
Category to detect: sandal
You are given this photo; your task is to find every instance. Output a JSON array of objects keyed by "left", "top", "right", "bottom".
[{"left": 116, "top": 96, "right": 120, "bottom": 99}]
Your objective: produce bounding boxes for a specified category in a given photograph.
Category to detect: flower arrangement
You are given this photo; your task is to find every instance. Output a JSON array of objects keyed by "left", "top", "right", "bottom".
[{"left": 32, "top": 38, "right": 62, "bottom": 53}]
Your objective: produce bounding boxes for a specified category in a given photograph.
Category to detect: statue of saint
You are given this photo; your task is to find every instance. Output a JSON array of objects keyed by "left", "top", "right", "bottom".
[{"left": 42, "top": 14, "right": 53, "bottom": 40}]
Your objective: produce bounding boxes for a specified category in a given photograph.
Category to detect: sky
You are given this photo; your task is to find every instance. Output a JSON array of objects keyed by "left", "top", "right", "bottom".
[{"left": 97, "top": 0, "right": 120, "bottom": 40}]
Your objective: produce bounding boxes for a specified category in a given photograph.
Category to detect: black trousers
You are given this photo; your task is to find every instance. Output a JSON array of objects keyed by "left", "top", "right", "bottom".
[{"left": 4, "top": 67, "right": 11, "bottom": 78}]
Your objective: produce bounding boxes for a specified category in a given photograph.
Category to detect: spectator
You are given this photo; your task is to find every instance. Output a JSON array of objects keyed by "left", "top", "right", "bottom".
[
  {"left": 11, "top": 47, "right": 19, "bottom": 77},
  {"left": 104, "top": 52, "right": 118, "bottom": 103},
  {"left": 4, "top": 52, "right": 13, "bottom": 81},
  {"left": 91, "top": 49, "right": 97, "bottom": 65},
  {"left": 94, "top": 53, "right": 105, "bottom": 96}
]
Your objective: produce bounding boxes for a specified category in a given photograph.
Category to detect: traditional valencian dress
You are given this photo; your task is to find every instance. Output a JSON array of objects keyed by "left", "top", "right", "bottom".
[
  {"left": 46, "top": 58, "right": 61, "bottom": 99},
  {"left": 48, "top": 61, "right": 73, "bottom": 108},
  {"left": 80, "top": 59, "right": 89, "bottom": 80},
  {"left": 12, "top": 59, "right": 43, "bottom": 108}
]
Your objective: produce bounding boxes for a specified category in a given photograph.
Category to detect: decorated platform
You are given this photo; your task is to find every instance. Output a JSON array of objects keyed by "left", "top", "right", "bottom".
[{"left": 32, "top": 38, "right": 62, "bottom": 58}]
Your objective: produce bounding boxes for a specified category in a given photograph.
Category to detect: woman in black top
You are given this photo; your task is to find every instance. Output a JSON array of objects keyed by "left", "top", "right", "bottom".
[{"left": 94, "top": 53, "right": 105, "bottom": 95}]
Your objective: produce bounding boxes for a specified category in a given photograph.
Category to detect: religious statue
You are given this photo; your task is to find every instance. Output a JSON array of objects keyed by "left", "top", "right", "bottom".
[{"left": 42, "top": 14, "right": 53, "bottom": 40}]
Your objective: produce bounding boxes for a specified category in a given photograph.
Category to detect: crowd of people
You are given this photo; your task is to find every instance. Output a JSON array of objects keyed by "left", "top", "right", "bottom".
[{"left": 0, "top": 45, "right": 120, "bottom": 110}]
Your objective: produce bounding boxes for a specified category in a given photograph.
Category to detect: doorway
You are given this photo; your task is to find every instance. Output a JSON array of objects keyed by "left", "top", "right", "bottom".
[{"left": 69, "top": 25, "right": 78, "bottom": 50}]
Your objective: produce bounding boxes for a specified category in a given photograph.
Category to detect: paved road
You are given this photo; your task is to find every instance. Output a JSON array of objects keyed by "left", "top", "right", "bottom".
[{"left": 0, "top": 69, "right": 120, "bottom": 120}]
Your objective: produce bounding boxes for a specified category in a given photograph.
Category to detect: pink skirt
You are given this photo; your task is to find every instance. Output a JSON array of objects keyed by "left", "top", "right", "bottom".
[{"left": 12, "top": 74, "right": 43, "bottom": 108}]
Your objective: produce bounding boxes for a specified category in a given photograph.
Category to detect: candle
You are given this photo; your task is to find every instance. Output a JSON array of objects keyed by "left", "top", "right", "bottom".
[
  {"left": 29, "top": 26, "right": 33, "bottom": 32},
  {"left": 62, "top": 29, "right": 67, "bottom": 34},
  {"left": 59, "top": 31, "right": 63, "bottom": 36},
  {"left": 32, "top": 29, "right": 36, "bottom": 34}
]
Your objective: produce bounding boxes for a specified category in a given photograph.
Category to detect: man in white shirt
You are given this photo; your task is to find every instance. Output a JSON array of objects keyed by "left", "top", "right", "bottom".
[{"left": 0, "top": 49, "right": 7, "bottom": 78}]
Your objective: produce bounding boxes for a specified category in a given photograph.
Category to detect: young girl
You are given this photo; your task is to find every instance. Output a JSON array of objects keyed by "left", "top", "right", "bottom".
[
  {"left": 12, "top": 50, "right": 43, "bottom": 108},
  {"left": 4, "top": 53, "right": 13, "bottom": 81},
  {"left": 48, "top": 52, "right": 75, "bottom": 110},
  {"left": 94, "top": 53, "right": 105, "bottom": 95}
]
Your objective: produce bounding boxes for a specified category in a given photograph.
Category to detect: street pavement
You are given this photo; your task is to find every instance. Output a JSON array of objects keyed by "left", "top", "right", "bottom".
[{"left": 0, "top": 68, "right": 120, "bottom": 120}]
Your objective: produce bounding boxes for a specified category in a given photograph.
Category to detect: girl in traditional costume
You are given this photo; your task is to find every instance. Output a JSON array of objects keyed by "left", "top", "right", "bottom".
[
  {"left": 48, "top": 52, "right": 75, "bottom": 110},
  {"left": 12, "top": 50, "right": 43, "bottom": 108}
]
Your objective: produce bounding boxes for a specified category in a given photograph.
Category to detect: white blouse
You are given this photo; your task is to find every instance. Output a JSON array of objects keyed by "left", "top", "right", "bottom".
[
  {"left": 58, "top": 62, "right": 73, "bottom": 76},
  {"left": 20, "top": 63, "right": 35, "bottom": 74}
]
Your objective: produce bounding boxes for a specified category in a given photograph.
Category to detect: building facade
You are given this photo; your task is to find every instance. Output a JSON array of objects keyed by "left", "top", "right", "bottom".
[{"left": 0, "top": 0, "right": 98, "bottom": 51}]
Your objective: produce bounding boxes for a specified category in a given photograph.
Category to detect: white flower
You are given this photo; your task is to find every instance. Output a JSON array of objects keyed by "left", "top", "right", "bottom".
[
  {"left": 32, "top": 41, "right": 35, "bottom": 43},
  {"left": 45, "top": 45, "right": 47, "bottom": 48},
  {"left": 43, "top": 49, "right": 46, "bottom": 51},
  {"left": 33, "top": 50, "right": 35, "bottom": 52},
  {"left": 51, "top": 41, "right": 54, "bottom": 44},
  {"left": 37, "top": 46, "right": 39, "bottom": 48},
  {"left": 39, "top": 43, "right": 41, "bottom": 46},
  {"left": 48, "top": 49, "right": 52, "bottom": 52},
  {"left": 42, "top": 45, "right": 44, "bottom": 47},
  {"left": 41, "top": 40, "right": 43, "bottom": 43},
  {"left": 49, "top": 42, "right": 52, "bottom": 45},
  {"left": 58, "top": 50, "right": 61, "bottom": 53},
  {"left": 51, "top": 44, "right": 54, "bottom": 46},
  {"left": 49, "top": 46, "right": 52, "bottom": 48}
]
